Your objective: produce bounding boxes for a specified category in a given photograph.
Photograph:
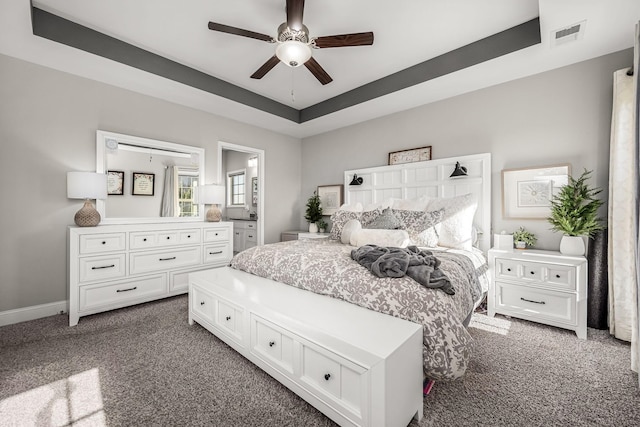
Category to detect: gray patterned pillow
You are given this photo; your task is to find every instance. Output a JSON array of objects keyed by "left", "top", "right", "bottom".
[
  {"left": 394, "top": 208, "right": 444, "bottom": 247},
  {"left": 360, "top": 208, "right": 381, "bottom": 228},
  {"left": 329, "top": 210, "right": 360, "bottom": 240},
  {"left": 365, "top": 207, "right": 402, "bottom": 229}
]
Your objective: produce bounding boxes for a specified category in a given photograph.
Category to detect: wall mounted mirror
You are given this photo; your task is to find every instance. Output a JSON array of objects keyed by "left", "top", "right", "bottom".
[{"left": 96, "top": 130, "right": 205, "bottom": 223}]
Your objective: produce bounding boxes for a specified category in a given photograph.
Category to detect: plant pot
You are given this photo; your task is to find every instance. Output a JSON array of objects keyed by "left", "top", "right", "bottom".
[
  {"left": 559, "top": 235, "right": 585, "bottom": 256},
  {"left": 514, "top": 241, "right": 527, "bottom": 250},
  {"left": 308, "top": 223, "right": 318, "bottom": 233}
]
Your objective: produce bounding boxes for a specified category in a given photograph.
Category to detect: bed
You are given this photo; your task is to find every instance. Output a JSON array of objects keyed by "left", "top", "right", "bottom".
[{"left": 189, "top": 153, "right": 491, "bottom": 426}]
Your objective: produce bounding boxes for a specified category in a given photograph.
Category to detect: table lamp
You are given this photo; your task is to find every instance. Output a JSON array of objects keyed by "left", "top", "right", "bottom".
[
  {"left": 199, "top": 184, "right": 226, "bottom": 222},
  {"left": 67, "top": 172, "right": 108, "bottom": 227}
]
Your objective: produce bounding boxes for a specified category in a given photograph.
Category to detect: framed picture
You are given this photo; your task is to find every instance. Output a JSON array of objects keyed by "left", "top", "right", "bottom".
[
  {"left": 132, "top": 172, "right": 155, "bottom": 196},
  {"left": 502, "top": 164, "right": 570, "bottom": 219},
  {"left": 317, "top": 184, "right": 343, "bottom": 216},
  {"left": 251, "top": 177, "right": 258, "bottom": 206},
  {"left": 107, "top": 170, "right": 124, "bottom": 195},
  {"left": 388, "top": 146, "right": 432, "bottom": 165}
]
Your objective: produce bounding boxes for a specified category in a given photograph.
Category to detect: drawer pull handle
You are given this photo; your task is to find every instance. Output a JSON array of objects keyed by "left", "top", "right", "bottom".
[
  {"left": 166, "top": 237, "right": 171, "bottom": 240},
  {"left": 520, "top": 297, "right": 545, "bottom": 305},
  {"left": 248, "top": 235, "right": 254, "bottom": 238},
  {"left": 209, "top": 251, "right": 223, "bottom": 255},
  {"left": 92, "top": 264, "right": 115, "bottom": 270},
  {"left": 506, "top": 268, "right": 511, "bottom": 272},
  {"left": 556, "top": 274, "right": 561, "bottom": 278},
  {"left": 187, "top": 235, "right": 191, "bottom": 238},
  {"left": 530, "top": 271, "right": 535, "bottom": 275},
  {"left": 159, "top": 257, "right": 176, "bottom": 261},
  {"left": 143, "top": 238, "right": 147, "bottom": 242},
  {"left": 226, "top": 316, "right": 231, "bottom": 321},
  {"left": 269, "top": 341, "right": 275, "bottom": 347},
  {"left": 101, "top": 241, "right": 106, "bottom": 245},
  {"left": 116, "top": 286, "right": 137, "bottom": 293},
  {"left": 324, "top": 374, "right": 331, "bottom": 381},
  {"left": 200, "top": 301, "right": 205, "bottom": 305}
]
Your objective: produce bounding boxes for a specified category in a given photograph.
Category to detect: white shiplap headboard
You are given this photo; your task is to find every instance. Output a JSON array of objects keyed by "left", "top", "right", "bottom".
[{"left": 344, "top": 153, "right": 492, "bottom": 252}]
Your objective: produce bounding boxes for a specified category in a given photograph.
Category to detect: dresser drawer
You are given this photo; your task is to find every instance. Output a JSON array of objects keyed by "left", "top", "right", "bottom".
[
  {"left": 251, "top": 315, "right": 295, "bottom": 375},
  {"left": 130, "top": 246, "right": 201, "bottom": 275},
  {"left": 495, "top": 281, "right": 576, "bottom": 326},
  {"left": 204, "top": 228, "right": 230, "bottom": 242},
  {"left": 79, "top": 274, "right": 167, "bottom": 312},
  {"left": 130, "top": 229, "right": 201, "bottom": 249},
  {"left": 79, "top": 233, "right": 126, "bottom": 254},
  {"left": 191, "top": 286, "right": 215, "bottom": 325},
  {"left": 79, "top": 254, "right": 126, "bottom": 283},
  {"left": 300, "top": 343, "right": 366, "bottom": 420},
  {"left": 203, "top": 243, "right": 231, "bottom": 265}
]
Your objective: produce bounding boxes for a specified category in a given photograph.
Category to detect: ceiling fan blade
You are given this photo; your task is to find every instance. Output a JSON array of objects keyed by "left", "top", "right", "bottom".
[
  {"left": 286, "top": 0, "right": 305, "bottom": 31},
  {"left": 208, "top": 22, "right": 275, "bottom": 43},
  {"left": 250, "top": 55, "right": 280, "bottom": 79},
  {"left": 313, "top": 32, "right": 374, "bottom": 48},
  {"left": 304, "top": 57, "right": 333, "bottom": 85}
]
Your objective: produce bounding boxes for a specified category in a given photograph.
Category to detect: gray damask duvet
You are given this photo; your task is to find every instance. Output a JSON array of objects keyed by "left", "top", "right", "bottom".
[{"left": 230, "top": 239, "right": 487, "bottom": 380}]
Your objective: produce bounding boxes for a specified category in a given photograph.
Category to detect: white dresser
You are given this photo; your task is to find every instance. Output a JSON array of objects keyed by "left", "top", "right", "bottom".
[
  {"left": 487, "top": 249, "right": 588, "bottom": 339},
  {"left": 68, "top": 222, "right": 233, "bottom": 326},
  {"left": 189, "top": 267, "right": 424, "bottom": 427}
]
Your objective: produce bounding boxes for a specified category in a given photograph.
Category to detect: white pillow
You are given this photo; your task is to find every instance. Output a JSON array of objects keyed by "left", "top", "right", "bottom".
[
  {"left": 341, "top": 219, "right": 362, "bottom": 245},
  {"left": 362, "top": 198, "right": 393, "bottom": 212},
  {"left": 338, "top": 202, "right": 363, "bottom": 212},
  {"left": 351, "top": 229, "right": 411, "bottom": 248},
  {"left": 426, "top": 193, "right": 478, "bottom": 250}
]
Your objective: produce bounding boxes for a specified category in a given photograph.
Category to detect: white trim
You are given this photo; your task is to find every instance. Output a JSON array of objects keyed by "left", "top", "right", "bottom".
[
  {"left": 218, "top": 141, "right": 265, "bottom": 247},
  {"left": 0, "top": 300, "right": 68, "bottom": 327}
]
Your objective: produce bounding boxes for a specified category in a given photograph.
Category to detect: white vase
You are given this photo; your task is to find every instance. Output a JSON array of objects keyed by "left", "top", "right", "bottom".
[
  {"left": 559, "top": 235, "right": 585, "bottom": 256},
  {"left": 308, "top": 223, "right": 318, "bottom": 233}
]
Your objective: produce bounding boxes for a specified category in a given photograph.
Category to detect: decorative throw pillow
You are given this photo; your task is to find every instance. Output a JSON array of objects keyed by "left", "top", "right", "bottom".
[
  {"left": 359, "top": 208, "right": 381, "bottom": 228},
  {"left": 351, "top": 229, "right": 411, "bottom": 248},
  {"left": 393, "top": 208, "right": 444, "bottom": 248},
  {"left": 426, "top": 193, "right": 478, "bottom": 250},
  {"left": 391, "top": 195, "right": 432, "bottom": 211},
  {"left": 365, "top": 207, "right": 402, "bottom": 230},
  {"left": 329, "top": 210, "right": 361, "bottom": 240},
  {"left": 341, "top": 219, "right": 362, "bottom": 245}
]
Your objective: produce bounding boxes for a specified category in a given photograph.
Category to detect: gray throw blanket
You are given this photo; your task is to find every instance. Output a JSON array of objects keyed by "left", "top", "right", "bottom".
[{"left": 351, "top": 245, "right": 455, "bottom": 295}]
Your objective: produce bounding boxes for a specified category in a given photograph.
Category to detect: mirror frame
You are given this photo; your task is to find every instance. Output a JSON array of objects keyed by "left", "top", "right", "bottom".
[{"left": 96, "top": 130, "right": 206, "bottom": 224}]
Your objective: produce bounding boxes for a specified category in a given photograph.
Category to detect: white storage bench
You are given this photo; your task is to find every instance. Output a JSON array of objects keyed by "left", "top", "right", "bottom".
[{"left": 188, "top": 267, "right": 424, "bottom": 427}]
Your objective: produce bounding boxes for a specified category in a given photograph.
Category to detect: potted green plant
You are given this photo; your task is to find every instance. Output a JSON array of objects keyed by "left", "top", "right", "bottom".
[
  {"left": 512, "top": 227, "right": 537, "bottom": 249},
  {"left": 317, "top": 219, "right": 328, "bottom": 233},
  {"left": 304, "top": 191, "right": 323, "bottom": 232},
  {"left": 547, "top": 169, "right": 604, "bottom": 256}
]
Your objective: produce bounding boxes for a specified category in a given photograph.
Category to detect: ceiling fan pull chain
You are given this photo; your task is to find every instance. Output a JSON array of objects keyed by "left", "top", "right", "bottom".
[{"left": 291, "top": 68, "right": 295, "bottom": 103}]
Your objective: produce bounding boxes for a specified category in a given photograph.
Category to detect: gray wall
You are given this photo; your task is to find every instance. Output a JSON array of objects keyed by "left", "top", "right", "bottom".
[
  {"left": 301, "top": 49, "right": 633, "bottom": 250},
  {"left": 0, "top": 53, "right": 302, "bottom": 312}
]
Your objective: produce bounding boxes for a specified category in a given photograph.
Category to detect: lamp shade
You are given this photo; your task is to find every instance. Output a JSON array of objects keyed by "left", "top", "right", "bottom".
[
  {"left": 276, "top": 41, "right": 312, "bottom": 67},
  {"left": 198, "top": 184, "right": 226, "bottom": 204},
  {"left": 67, "top": 172, "right": 108, "bottom": 200}
]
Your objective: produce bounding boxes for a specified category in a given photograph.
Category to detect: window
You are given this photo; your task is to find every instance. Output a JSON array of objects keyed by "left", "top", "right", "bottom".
[
  {"left": 227, "top": 169, "right": 246, "bottom": 206},
  {"left": 177, "top": 169, "right": 199, "bottom": 217}
]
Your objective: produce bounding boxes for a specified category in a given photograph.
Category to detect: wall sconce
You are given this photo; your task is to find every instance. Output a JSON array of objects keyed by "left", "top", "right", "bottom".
[
  {"left": 199, "top": 184, "right": 226, "bottom": 222},
  {"left": 349, "top": 174, "right": 363, "bottom": 185},
  {"left": 67, "top": 172, "right": 108, "bottom": 227},
  {"left": 449, "top": 162, "right": 468, "bottom": 178}
]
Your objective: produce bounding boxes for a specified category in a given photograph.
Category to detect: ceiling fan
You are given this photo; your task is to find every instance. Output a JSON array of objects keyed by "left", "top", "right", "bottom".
[{"left": 207, "top": 0, "right": 374, "bottom": 85}]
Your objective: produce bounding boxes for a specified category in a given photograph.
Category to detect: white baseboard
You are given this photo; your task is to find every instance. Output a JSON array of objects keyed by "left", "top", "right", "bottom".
[{"left": 0, "top": 301, "right": 68, "bottom": 327}]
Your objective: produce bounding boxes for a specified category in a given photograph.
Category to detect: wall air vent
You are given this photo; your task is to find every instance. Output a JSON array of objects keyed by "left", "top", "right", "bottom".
[{"left": 551, "top": 20, "right": 586, "bottom": 47}]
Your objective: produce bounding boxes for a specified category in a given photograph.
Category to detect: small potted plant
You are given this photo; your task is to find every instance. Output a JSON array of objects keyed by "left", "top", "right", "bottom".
[
  {"left": 512, "top": 227, "right": 537, "bottom": 249},
  {"left": 304, "top": 191, "right": 323, "bottom": 233},
  {"left": 317, "top": 219, "right": 328, "bottom": 233},
  {"left": 548, "top": 169, "right": 604, "bottom": 256}
]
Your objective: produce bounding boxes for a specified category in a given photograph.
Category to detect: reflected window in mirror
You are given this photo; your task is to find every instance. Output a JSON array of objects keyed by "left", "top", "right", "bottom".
[
  {"left": 178, "top": 168, "right": 199, "bottom": 217},
  {"left": 227, "top": 169, "right": 246, "bottom": 206}
]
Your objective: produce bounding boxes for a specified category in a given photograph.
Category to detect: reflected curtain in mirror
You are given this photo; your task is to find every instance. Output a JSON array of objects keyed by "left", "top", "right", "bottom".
[{"left": 160, "top": 165, "right": 177, "bottom": 217}]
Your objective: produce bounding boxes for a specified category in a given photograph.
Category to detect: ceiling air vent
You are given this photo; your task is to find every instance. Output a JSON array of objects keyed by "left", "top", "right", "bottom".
[{"left": 551, "top": 20, "right": 586, "bottom": 47}]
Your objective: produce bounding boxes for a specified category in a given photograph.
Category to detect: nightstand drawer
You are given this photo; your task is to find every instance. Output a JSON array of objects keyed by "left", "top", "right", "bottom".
[
  {"left": 495, "top": 258, "right": 576, "bottom": 291},
  {"left": 495, "top": 281, "right": 576, "bottom": 326}
]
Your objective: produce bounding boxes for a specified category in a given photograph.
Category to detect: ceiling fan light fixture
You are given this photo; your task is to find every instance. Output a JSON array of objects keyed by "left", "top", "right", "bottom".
[{"left": 276, "top": 40, "right": 312, "bottom": 67}]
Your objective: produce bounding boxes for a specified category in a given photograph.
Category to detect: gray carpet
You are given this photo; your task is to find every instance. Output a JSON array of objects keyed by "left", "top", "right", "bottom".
[{"left": 1, "top": 295, "right": 638, "bottom": 427}]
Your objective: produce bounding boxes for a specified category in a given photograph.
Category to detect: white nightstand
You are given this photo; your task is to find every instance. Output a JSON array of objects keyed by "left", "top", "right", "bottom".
[
  {"left": 297, "top": 232, "right": 330, "bottom": 240},
  {"left": 487, "top": 248, "right": 588, "bottom": 339}
]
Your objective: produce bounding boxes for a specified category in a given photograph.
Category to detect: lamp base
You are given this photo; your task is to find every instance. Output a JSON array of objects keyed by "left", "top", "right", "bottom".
[
  {"left": 75, "top": 200, "right": 101, "bottom": 227},
  {"left": 206, "top": 206, "right": 222, "bottom": 222}
]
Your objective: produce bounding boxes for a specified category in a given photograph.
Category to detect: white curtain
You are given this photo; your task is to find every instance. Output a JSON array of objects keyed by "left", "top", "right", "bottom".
[
  {"left": 608, "top": 22, "right": 639, "bottom": 379},
  {"left": 634, "top": 22, "right": 640, "bottom": 384},
  {"left": 160, "top": 165, "right": 178, "bottom": 217}
]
